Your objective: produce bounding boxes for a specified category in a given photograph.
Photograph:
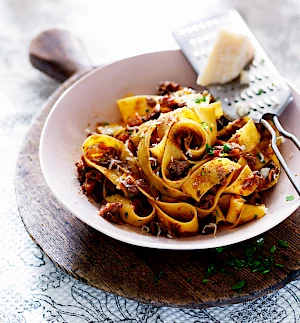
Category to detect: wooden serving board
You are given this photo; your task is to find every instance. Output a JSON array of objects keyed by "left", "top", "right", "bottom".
[{"left": 15, "top": 29, "right": 300, "bottom": 309}]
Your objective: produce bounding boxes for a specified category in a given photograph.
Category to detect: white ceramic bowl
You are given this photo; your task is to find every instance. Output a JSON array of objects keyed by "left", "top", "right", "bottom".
[{"left": 40, "top": 50, "right": 300, "bottom": 249}]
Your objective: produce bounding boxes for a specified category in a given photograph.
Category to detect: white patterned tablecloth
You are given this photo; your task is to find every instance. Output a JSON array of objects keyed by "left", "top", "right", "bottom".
[{"left": 0, "top": 0, "right": 299, "bottom": 322}]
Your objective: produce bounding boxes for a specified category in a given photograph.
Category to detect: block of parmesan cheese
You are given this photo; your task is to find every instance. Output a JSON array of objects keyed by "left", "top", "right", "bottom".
[{"left": 197, "top": 29, "right": 255, "bottom": 86}]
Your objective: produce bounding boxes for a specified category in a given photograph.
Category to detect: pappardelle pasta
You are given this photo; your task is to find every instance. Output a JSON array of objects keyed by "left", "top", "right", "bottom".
[{"left": 76, "top": 81, "right": 280, "bottom": 238}]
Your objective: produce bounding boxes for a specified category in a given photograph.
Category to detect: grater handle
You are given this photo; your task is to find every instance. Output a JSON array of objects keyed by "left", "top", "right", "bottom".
[
  {"left": 30, "top": 29, "right": 93, "bottom": 82},
  {"left": 260, "top": 114, "right": 300, "bottom": 196}
]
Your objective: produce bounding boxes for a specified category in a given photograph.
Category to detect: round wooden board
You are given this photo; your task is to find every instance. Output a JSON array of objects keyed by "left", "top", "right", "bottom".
[{"left": 15, "top": 73, "right": 300, "bottom": 309}]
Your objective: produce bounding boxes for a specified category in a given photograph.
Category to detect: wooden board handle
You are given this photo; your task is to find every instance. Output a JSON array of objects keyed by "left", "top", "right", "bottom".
[{"left": 29, "top": 29, "right": 92, "bottom": 82}]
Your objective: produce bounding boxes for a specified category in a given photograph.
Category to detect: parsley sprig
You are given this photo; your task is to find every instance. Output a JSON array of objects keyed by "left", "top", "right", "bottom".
[
  {"left": 286, "top": 195, "right": 295, "bottom": 201},
  {"left": 223, "top": 143, "right": 232, "bottom": 153},
  {"left": 195, "top": 96, "right": 207, "bottom": 104},
  {"left": 205, "top": 144, "right": 215, "bottom": 155}
]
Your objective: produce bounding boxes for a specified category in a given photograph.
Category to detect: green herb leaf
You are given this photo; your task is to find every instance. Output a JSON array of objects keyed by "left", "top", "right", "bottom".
[
  {"left": 201, "top": 121, "right": 209, "bottom": 130},
  {"left": 124, "top": 212, "right": 128, "bottom": 218},
  {"left": 186, "top": 277, "right": 192, "bottom": 283},
  {"left": 231, "top": 280, "right": 246, "bottom": 291},
  {"left": 257, "top": 89, "right": 264, "bottom": 95},
  {"left": 278, "top": 239, "right": 289, "bottom": 248},
  {"left": 270, "top": 245, "right": 276, "bottom": 253},
  {"left": 205, "top": 144, "right": 215, "bottom": 155},
  {"left": 207, "top": 263, "right": 216, "bottom": 275},
  {"left": 215, "top": 247, "right": 226, "bottom": 253},
  {"left": 195, "top": 96, "right": 206, "bottom": 104},
  {"left": 202, "top": 278, "right": 211, "bottom": 284},
  {"left": 223, "top": 143, "right": 232, "bottom": 153},
  {"left": 286, "top": 195, "right": 294, "bottom": 201}
]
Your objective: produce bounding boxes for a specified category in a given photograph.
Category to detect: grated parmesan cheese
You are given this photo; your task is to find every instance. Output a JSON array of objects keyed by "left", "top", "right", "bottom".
[
  {"left": 108, "top": 159, "right": 122, "bottom": 170},
  {"left": 126, "top": 125, "right": 140, "bottom": 131},
  {"left": 260, "top": 167, "right": 270, "bottom": 178},
  {"left": 202, "top": 223, "right": 217, "bottom": 235},
  {"left": 156, "top": 223, "right": 161, "bottom": 236},
  {"left": 149, "top": 157, "right": 157, "bottom": 166},
  {"left": 257, "top": 152, "right": 265, "bottom": 163},
  {"left": 108, "top": 160, "right": 115, "bottom": 170},
  {"left": 276, "top": 136, "right": 286, "bottom": 144},
  {"left": 142, "top": 225, "right": 150, "bottom": 233},
  {"left": 186, "top": 149, "right": 193, "bottom": 157},
  {"left": 167, "top": 234, "right": 178, "bottom": 239},
  {"left": 236, "top": 102, "right": 250, "bottom": 117}
]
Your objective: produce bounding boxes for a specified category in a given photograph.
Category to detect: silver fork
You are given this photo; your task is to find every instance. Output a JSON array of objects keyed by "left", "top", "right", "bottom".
[{"left": 173, "top": 9, "right": 300, "bottom": 195}]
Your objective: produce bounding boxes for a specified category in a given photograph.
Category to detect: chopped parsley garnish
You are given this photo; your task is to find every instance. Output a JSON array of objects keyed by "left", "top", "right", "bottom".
[
  {"left": 195, "top": 96, "right": 206, "bottom": 104},
  {"left": 256, "top": 153, "right": 262, "bottom": 160},
  {"left": 202, "top": 278, "right": 212, "bottom": 284},
  {"left": 223, "top": 143, "right": 232, "bottom": 153},
  {"left": 124, "top": 212, "right": 128, "bottom": 218},
  {"left": 231, "top": 280, "right": 246, "bottom": 291},
  {"left": 205, "top": 263, "right": 217, "bottom": 277},
  {"left": 210, "top": 125, "right": 213, "bottom": 132},
  {"left": 257, "top": 89, "right": 264, "bottom": 95},
  {"left": 186, "top": 277, "right": 192, "bottom": 283},
  {"left": 201, "top": 121, "right": 209, "bottom": 130},
  {"left": 278, "top": 239, "right": 289, "bottom": 248},
  {"left": 225, "top": 258, "right": 245, "bottom": 270},
  {"left": 205, "top": 144, "right": 215, "bottom": 155},
  {"left": 286, "top": 195, "right": 294, "bottom": 201},
  {"left": 202, "top": 237, "right": 287, "bottom": 288},
  {"left": 201, "top": 171, "right": 205, "bottom": 176}
]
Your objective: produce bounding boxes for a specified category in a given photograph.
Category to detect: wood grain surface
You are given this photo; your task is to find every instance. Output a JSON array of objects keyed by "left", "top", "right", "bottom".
[{"left": 14, "top": 73, "right": 300, "bottom": 309}]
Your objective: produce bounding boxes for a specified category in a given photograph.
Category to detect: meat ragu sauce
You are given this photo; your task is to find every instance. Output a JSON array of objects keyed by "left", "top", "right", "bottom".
[{"left": 76, "top": 81, "right": 280, "bottom": 238}]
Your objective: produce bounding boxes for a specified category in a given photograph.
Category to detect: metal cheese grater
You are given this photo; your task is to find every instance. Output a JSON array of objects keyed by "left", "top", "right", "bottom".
[{"left": 173, "top": 9, "right": 300, "bottom": 195}]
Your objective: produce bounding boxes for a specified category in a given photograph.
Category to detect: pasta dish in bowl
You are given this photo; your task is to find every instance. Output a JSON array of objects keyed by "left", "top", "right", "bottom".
[{"left": 39, "top": 50, "right": 300, "bottom": 249}]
